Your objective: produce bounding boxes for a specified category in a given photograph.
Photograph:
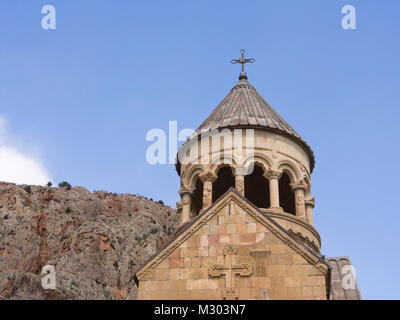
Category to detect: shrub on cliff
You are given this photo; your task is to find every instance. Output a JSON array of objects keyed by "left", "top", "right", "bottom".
[{"left": 58, "top": 181, "right": 72, "bottom": 190}]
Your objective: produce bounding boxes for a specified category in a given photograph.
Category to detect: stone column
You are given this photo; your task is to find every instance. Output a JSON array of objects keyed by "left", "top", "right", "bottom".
[
  {"left": 264, "top": 170, "right": 282, "bottom": 211},
  {"left": 179, "top": 187, "right": 193, "bottom": 225},
  {"left": 305, "top": 197, "right": 315, "bottom": 225},
  {"left": 234, "top": 167, "right": 245, "bottom": 196},
  {"left": 290, "top": 181, "right": 307, "bottom": 218},
  {"left": 199, "top": 171, "right": 217, "bottom": 209}
]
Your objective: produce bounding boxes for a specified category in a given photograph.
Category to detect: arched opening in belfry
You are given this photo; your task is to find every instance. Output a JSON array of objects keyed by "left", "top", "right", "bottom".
[
  {"left": 244, "top": 164, "right": 270, "bottom": 208},
  {"left": 191, "top": 178, "right": 203, "bottom": 217},
  {"left": 212, "top": 166, "right": 235, "bottom": 203},
  {"left": 279, "top": 173, "right": 295, "bottom": 214}
]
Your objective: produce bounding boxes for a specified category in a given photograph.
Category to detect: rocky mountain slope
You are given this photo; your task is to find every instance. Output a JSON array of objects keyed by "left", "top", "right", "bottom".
[{"left": 0, "top": 182, "right": 179, "bottom": 299}]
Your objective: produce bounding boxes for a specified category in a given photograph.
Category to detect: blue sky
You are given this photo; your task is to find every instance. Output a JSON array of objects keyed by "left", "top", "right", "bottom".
[{"left": 0, "top": 0, "right": 399, "bottom": 299}]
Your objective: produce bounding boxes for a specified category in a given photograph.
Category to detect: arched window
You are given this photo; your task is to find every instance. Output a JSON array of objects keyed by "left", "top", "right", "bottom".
[
  {"left": 279, "top": 173, "right": 295, "bottom": 214},
  {"left": 212, "top": 166, "right": 235, "bottom": 202},
  {"left": 191, "top": 178, "right": 203, "bottom": 217},
  {"left": 245, "top": 165, "right": 270, "bottom": 208}
]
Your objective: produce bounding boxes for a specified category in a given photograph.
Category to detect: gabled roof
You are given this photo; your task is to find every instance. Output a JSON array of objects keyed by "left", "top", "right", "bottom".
[
  {"left": 327, "top": 257, "right": 362, "bottom": 300},
  {"left": 133, "top": 187, "right": 329, "bottom": 284}
]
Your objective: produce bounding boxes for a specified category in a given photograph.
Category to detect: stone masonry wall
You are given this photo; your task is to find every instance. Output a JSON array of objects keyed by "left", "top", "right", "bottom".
[{"left": 138, "top": 201, "right": 327, "bottom": 300}]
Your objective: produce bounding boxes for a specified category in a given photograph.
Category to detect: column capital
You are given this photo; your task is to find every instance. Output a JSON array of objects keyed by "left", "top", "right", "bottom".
[
  {"left": 290, "top": 180, "right": 307, "bottom": 191},
  {"left": 263, "top": 170, "right": 282, "bottom": 180},
  {"left": 179, "top": 186, "right": 194, "bottom": 196},
  {"left": 234, "top": 166, "right": 247, "bottom": 176},
  {"left": 305, "top": 197, "right": 315, "bottom": 208},
  {"left": 199, "top": 171, "right": 218, "bottom": 183}
]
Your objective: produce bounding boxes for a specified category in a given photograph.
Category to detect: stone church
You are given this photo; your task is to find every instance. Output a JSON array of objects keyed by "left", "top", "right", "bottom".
[{"left": 134, "top": 53, "right": 361, "bottom": 300}]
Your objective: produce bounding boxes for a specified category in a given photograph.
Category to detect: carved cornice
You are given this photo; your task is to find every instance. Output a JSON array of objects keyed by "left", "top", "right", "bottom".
[
  {"left": 178, "top": 186, "right": 194, "bottom": 196},
  {"left": 260, "top": 208, "right": 321, "bottom": 248},
  {"left": 199, "top": 171, "right": 218, "bottom": 183},
  {"left": 290, "top": 180, "right": 307, "bottom": 191},
  {"left": 263, "top": 170, "right": 282, "bottom": 180},
  {"left": 234, "top": 166, "right": 248, "bottom": 176},
  {"left": 288, "top": 228, "right": 319, "bottom": 253},
  {"left": 305, "top": 197, "right": 315, "bottom": 208}
]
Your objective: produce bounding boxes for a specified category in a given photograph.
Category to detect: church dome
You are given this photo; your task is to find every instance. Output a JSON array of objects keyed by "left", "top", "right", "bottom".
[{"left": 179, "top": 76, "right": 315, "bottom": 173}]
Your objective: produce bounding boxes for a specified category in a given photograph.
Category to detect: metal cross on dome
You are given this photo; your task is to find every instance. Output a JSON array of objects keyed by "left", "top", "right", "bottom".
[{"left": 231, "top": 49, "right": 255, "bottom": 74}]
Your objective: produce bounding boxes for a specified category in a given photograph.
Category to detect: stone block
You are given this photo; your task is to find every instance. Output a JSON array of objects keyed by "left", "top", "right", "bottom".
[
  {"left": 189, "top": 267, "right": 208, "bottom": 280},
  {"left": 219, "top": 235, "right": 231, "bottom": 243},
  {"left": 208, "top": 245, "right": 217, "bottom": 256},
  {"left": 246, "top": 223, "right": 256, "bottom": 233},
  {"left": 209, "top": 235, "right": 219, "bottom": 247},
  {"left": 308, "top": 265, "right": 325, "bottom": 276},
  {"left": 286, "top": 265, "right": 308, "bottom": 276},
  {"left": 270, "top": 244, "right": 286, "bottom": 255},
  {"left": 239, "top": 288, "right": 250, "bottom": 300},
  {"left": 270, "top": 276, "right": 285, "bottom": 288},
  {"left": 170, "top": 268, "right": 188, "bottom": 280},
  {"left": 198, "top": 246, "right": 209, "bottom": 257},
  {"left": 256, "top": 223, "right": 266, "bottom": 232},
  {"left": 287, "top": 287, "right": 303, "bottom": 298},
  {"left": 276, "top": 254, "right": 293, "bottom": 265},
  {"left": 227, "top": 224, "right": 237, "bottom": 234},
  {"left": 201, "top": 256, "right": 217, "bottom": 267},
  {"left": 292, "top": 254, "right": 307, "bottom": 265},
  {"left": 303, "top": 286, "right": 313, "bottom": 296},
  {"left": 268, "top": 265, "right": 286, "bottom": 277},
  {"left": 198, "top": 235, "right": 209, "bottom": 247},
  {"left": 170, "top": 257, "right": 184, "bottom": 269},
  {"left": 236, "top": 223, "right": 245, "bottom": 233},
  {"left": 252, "top": 277, "right": 270, "bottom": 289},
  {"left": 153, "top": 269, "right": 170, "bottom": 281},
  {"left": 230, "top": 234, "right": 241, "bottom": 244},
  {"left": 255, "top": 232, "right": 266, "bottom": 243},
  {"left": 312, "top": 286, "right": 327, "bottom": 298},
  {"left": 191, "top": 257, "right": 201, "bottom": 268},
  {"left": 306, "top": 275, "right": 325, "bottom": 287},
  {"left": 170, "top": 280, "right": 187, "bottom": 290},
  {"left": 240, "top": 233, "right": 256, "bottom": 244}
]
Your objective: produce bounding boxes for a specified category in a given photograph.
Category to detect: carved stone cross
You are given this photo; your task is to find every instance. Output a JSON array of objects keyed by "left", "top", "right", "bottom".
[{"left": 209, "top": 245, "right": 252, "bottom": 300}]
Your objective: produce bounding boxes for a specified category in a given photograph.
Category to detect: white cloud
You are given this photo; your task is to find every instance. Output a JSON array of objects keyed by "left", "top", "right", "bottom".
[{"left": 0, "top": 116, "right": 51, "bottom": 185}]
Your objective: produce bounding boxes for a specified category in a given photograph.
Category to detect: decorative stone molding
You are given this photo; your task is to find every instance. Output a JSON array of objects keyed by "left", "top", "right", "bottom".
[
  {"left": 199, "top": 171, "right": 218, "bottom": 183},
  {"left": 305, "top": 197, "right": 315, "bottom": 208},
  {"left": 202, "top": 180, "right": 213, "bottom": 209},
  {"left": 209, "top": 245, "right": 252, "bottom": 300},
  {"left": 290, "top": 180, "right": 307, "bottom": 191},
  {"left": 290, "top": 180, "right": 307, "bottom": 218},
  {"left": 263, "top": 170, "right": 282, "bottom": 180},
  {"left": 260, "top": 208, "right": 321, "bottom": 250},
  {"left": 178, "top": 186, "right": 194, "bottom": 196},
  {"left": 234, "top": 166, "right": 247, "bottom": 176},
  {"left": 250, "top": 250, "right": 270, "bottom": 277},
  {"left": 288, "top": 228, "right": 319, "bottom": 253},
  {"left": 234, "top": 175, "right": 245, "bottom": 196}
]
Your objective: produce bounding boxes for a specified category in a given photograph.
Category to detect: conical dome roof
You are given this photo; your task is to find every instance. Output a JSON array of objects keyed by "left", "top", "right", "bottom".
[
  {"left": 196, "top": 78, "right": 298, "bottom": 134},
  {"left": 194, "top": 77, "right": 315, "bottom": 171}
]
